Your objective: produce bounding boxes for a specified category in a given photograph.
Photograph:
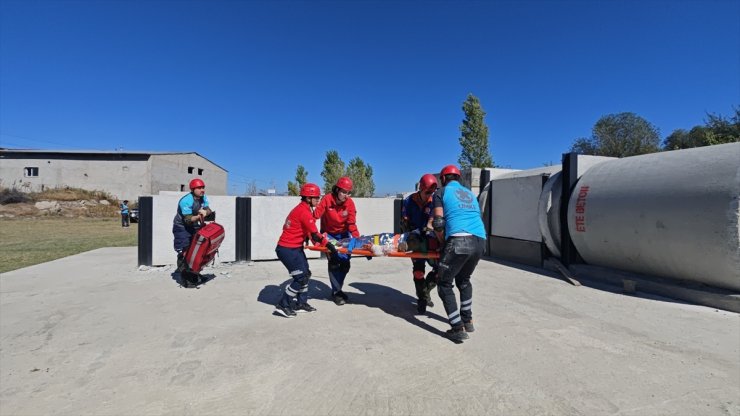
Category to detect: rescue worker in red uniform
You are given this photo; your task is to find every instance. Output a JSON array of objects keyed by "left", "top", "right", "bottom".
[
  {"left": 401, "top": 173, "right": 439, "bottom": 314},
  {"left": 274, "top": 183, "right": 337, "bottom": 318},
  {"left": 313, "top": 177, "right": 360, "bottom": 305}
]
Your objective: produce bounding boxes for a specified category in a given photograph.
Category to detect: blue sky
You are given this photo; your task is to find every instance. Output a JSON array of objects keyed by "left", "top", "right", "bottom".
[{"left": 1, "top": 0, "right": 738, "bottom": 196}]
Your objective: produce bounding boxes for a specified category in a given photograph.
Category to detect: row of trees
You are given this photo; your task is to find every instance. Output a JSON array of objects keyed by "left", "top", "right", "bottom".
[
  {"left": 571, "top": 108, "right": 739, "bottom": 157},
  {"left": 285, "top": 93, "right": 496, "bottom": 196},
  {"left": 284, "top": 96, "right": 738, "bottom": 196},
  {"left": 287, "top": 151, "right": 376, "bottom": 197}
]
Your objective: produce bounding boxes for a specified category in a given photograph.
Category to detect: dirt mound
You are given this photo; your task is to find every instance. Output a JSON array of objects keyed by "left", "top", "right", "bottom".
[
  {"left": 0, "top": 187, "right": 124, "bottom": 219},
  {"left": 0, "top": 199, "right": 120, "bottom": 218}
]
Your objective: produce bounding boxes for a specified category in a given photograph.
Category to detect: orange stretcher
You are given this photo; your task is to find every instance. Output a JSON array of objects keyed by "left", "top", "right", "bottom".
[{"left": 306, "top": 245, "right": 440, "bottom": 260}]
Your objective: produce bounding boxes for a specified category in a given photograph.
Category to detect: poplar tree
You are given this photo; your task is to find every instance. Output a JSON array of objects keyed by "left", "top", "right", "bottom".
[
  {"left": 458, "top": 93, "right": 494, "bottom": 168},
  {"left": 346, "top": 157, "right": 375, "bottom": 197},
  {"left": 287, "top": 165, "right": 308, "bottom": 196},
  {"left": 321, "top": 150, "right": 346, "bottom": 194}
]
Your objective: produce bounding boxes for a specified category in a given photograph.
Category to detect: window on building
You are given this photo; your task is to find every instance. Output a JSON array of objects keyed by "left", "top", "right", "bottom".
[
  {"left": 188, "top": 167, "right": 194, "bottom": 174},
  {"left": 24, "top": 167, "right": 39, "bottom": 177},
  {"left": 180, "top": 184, "right": 185, "bottom": 191},
  {"left": 197, "top": 168, "right": 204, "bottom": 175}
]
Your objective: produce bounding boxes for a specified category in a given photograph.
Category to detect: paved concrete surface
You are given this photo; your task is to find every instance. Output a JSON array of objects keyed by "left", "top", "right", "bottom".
[{"left": 1, "top": 247, "right": 738, "bottom": 416}]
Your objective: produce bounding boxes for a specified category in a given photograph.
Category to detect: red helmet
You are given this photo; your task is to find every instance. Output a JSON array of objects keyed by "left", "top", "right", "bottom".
[
  {"left": 300, "top": 183, "right": 321, "bottom": 197},
  {"left": 440, "top": 165, "right": 461, "bottom": 177},
  {"left": 189, "top": 178, "right": 205, "bottom": 190},
  {"left": 419, "top": 174, "right": 438, "bottom": 192},
  {"left": 336, "top": 176, "right": 353, "bottom": 192}
]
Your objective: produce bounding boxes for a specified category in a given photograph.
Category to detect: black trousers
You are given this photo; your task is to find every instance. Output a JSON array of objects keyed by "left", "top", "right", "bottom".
[{"left": 436, "top": 235, "right": 486, "bottom": 328}]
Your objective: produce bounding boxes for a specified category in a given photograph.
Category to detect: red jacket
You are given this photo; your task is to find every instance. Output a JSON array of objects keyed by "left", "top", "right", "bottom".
[
  {"left": 277, "top": 201, "right": 326, "bottom": 248},
  {"left": 313, "top": 193, "right": 360, "bottom": 237}
]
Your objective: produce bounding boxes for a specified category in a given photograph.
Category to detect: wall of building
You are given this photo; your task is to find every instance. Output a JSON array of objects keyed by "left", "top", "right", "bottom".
[
  {"left": 149, "top": 154, "right": 227, "bottom": 196},
  {"left": 0, "top": 152, "right": 151, "bottom": 201}
]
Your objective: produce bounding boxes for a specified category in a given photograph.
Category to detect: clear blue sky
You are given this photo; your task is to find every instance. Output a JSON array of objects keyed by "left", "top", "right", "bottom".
[{"left": 1, "top": 0, "right": 738, "bottom": 196}]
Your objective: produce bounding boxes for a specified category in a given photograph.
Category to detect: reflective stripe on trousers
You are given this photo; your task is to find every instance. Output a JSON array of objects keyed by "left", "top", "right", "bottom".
[{"left": 436, "top": 235, "right": 485, "bottom": 327}]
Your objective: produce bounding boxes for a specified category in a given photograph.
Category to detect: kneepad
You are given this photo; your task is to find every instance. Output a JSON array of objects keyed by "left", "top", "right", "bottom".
[{"left": 295, "top": 270, "right": 311, "bottom": 286}]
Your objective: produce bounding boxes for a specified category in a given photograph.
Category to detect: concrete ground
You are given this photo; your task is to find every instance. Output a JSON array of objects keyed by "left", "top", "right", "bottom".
[{"left": 1, "top": 247, "right": 738, "bottom": 416}]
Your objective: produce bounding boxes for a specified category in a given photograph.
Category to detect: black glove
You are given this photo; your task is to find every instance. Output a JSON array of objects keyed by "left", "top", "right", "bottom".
[
  {"left": 326, "top": 242, "right": 338, "bottom": 256},
  {"left": 203, "top": 211, "right": 216, "bottom": 221},
  {"left": 366, "top": 256, "right": 373, "bottom": 261}
]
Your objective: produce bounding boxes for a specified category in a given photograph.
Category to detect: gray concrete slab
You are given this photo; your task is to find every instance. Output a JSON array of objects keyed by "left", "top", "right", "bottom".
[{"left": 1, "top": 248, "right": 738, "bottom": 416}]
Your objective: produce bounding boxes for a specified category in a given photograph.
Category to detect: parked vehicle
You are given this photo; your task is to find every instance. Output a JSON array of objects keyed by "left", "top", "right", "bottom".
[{"left": 129, "top": 208, "right": 139, "bottom": 223}]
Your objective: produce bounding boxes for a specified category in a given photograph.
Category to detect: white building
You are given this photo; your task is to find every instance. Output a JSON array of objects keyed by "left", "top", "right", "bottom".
[{"left": 0, "top": 149, "right": 228, "bottom": 201}]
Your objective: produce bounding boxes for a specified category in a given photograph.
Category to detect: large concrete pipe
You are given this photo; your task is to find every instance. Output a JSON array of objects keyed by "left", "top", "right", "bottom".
[
  {"left": 567, "top": 143, "right": 740, "bottom": 291},
  {"left": 538, "top": 172, "right": 563, "bottom": 257},
  {"left": 537, "top": 156, "right": 614, "bottom": 259}
]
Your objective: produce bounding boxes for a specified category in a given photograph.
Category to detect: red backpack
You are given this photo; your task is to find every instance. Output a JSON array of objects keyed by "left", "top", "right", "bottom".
[{"left": 184, "top": 223, "right": 225, "bottom": 273}]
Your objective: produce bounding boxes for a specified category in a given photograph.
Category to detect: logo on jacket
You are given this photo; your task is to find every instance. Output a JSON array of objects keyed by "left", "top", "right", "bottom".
[{"left": 456, "top": 188, "right": 473, "bottom": 203}]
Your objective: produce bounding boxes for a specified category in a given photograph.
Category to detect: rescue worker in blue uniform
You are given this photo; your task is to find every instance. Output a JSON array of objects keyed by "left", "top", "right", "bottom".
[
  {"left": 172, "top": 178, "right": 213, "bottom": 287},
  {"left": 401, "top": 173, "right": 439, "bottom": 314},
  {"left": 432, "top": 165, "right": 487, "bottom": 343}
]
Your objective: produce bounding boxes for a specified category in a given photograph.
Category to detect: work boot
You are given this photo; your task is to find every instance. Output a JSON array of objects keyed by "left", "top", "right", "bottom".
[
  {"left": 295, "top": 303, "right": 317, "bottom": 313},
  {"left": 181, "top": 270, "right": 199, "bottom": 288},
  {"left": 425, "top": 292, "right": 435, "bottom": 308},
  {"left": 338, "top": 291, "right": 349, "bottom": 301},
  {"left": 416, "top": 298, "right": 427, "bottom": 315},
  {"left": 424, "top": 273, "right": 437, "bottom": 307},
  {"left": 332, "top": 292, "right": 346, "bottom": 306},
  {"left": 176, "top": 253, "right": 186, "bottom": 273},
  {"left": 274, "top": 304, "right": 297, "bottom": 318},
  {"left": 463, "top": 320, "right": 475, "bottom": 333},
  {"left": 445, "top": 326, "right": 469, "bottom": 343}
]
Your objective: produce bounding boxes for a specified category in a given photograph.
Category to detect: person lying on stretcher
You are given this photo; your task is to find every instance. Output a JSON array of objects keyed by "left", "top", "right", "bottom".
[{"left": 324, "top": 229, "right": 440, "bottom": 256}]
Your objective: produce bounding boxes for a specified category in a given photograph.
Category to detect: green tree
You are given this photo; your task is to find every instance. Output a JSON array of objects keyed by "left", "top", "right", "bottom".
[
  {"left": 662, "top": 127, "right": 707, "bottom": 150},
  {"left": 346, "top": 157, "right": 375, "bottom": 197},
  {"left": 703, "top": 108, "right": 740, "bottom": 145},
  {"left": 287, "top": 165, "right": 308, "bottom": 196},
  {"left": 458, "top": 93, "right": 494, "bottom": 168},
  {"left": 320, "top": 150, "right": 346, "bottom": 194},
  {"left": 661, "top": 107, "right": 739, "bottom": 150},
  {"left": 571, "top": 112, "right": 660, "bottom": 157}
]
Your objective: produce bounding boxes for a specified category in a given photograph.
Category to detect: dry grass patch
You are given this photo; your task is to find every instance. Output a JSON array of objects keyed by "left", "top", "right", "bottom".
[{"left": 0, "top": 217, "right": 137, "bottom": 274}]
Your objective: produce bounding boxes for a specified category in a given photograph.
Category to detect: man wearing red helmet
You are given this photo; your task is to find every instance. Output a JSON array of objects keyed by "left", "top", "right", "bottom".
[
  {"left": 432, "top": 165, "right": 487, "bottom": 343},
  {"left": 274, "top": 183, "right": 337, "bottom": 318},
  {"left": 401, "top": 173, "right": 440, "bottom": 314},
  {"left": 172, "top": 178, "right": 213, "bottom": 287},
  {"left": 313, "top": 176, "right": 360, "bottom": 305}
]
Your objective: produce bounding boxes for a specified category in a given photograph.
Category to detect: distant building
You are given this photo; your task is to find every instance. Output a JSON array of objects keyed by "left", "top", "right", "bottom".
[{"left": 0, "top": 149, "right": 228, "bottom": 201}]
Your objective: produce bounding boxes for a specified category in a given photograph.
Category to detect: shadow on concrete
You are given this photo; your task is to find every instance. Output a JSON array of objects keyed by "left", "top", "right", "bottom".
[
  {"left": 348, "top": 282, "right": 450, "bottom": 340},
  {"left": 257, "top": 279, "right": 333, "bottom": 306},
  {"left": 484, "top": 257, "right": 704, "bottom": 309}
]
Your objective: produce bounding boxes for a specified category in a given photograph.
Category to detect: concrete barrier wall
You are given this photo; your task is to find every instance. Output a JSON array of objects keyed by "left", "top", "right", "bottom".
[
  {"left": 148, "top": 195, "right": 397, "bottom": 264},
  {"left": 491, "top": 175, "right": 547, "bottom": 241},
  {"left": 248, "top": 197, "right": 320, "bottom": 261},
  {"left": 151, "top": 195, "right": 236, "bottom": 265},
  {"left": 249, "top": 196, "right": 396, "bottom": 260}
]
